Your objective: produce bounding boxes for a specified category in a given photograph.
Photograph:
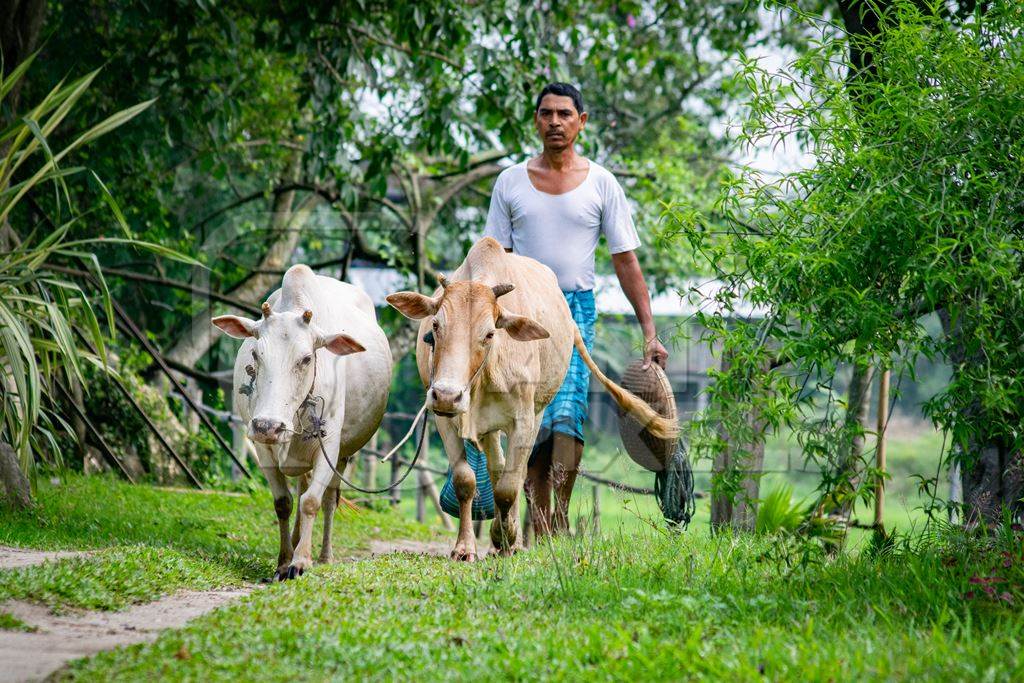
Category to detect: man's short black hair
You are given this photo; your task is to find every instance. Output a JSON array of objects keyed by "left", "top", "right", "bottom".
[{"left": 535, "top": 83, "right": 585, "bottom": 115}]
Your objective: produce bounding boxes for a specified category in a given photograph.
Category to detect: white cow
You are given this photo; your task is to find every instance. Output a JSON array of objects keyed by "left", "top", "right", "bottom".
[{"left": 212, "top": 264, "right": 391, "bottom": 579}]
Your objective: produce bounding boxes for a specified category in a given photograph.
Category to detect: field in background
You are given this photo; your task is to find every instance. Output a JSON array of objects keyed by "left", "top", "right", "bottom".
[
  {"left": 565, "top": 418, "right": 946, "bottom": 543},
  {"left": 388, "top": 415, "right": 946, "bottom": 552}
]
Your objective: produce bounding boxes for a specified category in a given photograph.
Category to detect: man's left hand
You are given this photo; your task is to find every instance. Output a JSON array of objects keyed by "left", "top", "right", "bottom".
[{"left": 643, "top": 336, "right": 668, "bottom": 370}]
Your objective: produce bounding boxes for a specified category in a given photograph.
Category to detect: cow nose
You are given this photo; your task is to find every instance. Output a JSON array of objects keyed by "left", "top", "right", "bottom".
[
  {"left": 431, "top": 387, "right": 463, "bottom": 404},
  {"left": 250, "top": 418, "right": 286, "bottom": 438}
]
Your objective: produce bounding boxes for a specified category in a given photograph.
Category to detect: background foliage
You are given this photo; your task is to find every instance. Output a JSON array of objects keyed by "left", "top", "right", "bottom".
[{"left": 672, "top": 0, "right": 1024, "bottom": 528}]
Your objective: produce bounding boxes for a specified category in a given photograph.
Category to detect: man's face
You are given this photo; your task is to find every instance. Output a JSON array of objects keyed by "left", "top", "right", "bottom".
[{"left": 534, "top": 94, "right": 587, "bottom": 152}]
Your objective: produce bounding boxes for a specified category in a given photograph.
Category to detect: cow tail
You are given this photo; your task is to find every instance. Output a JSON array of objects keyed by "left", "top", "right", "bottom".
[{"left": 572, "top": 327, "right": 680, "bottom": 440}]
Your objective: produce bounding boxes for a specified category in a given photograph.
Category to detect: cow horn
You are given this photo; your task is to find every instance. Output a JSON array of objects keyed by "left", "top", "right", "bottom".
[
  {"left": 261, "top": 302, "right": 271, "bottom": 318},
  {"left": 492, "top": 283, "right": 514, "bottom": 299},
  {"left": 438, "top": 274, "right": 450, "bottom": 289},
  {"left": 302, "top": 310, "right": 313, "bottom": 324}
]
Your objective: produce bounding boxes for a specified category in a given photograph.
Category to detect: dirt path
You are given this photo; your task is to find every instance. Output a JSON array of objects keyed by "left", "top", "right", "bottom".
[
  {"left": 0, "top": 547, "right": 89, "bottom": 571},
  {"left": 369, "top": 538, "right": 451, "bottom": 557},
  {"left": 0, "top": 589, "right": 251, "bottom": 682},
  {"left": 0, "top": 539, "right": 449, "bottom": 681}
]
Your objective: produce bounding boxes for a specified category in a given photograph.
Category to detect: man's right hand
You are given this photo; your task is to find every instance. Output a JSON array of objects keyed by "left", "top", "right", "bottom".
[{"left": 643, "top": 336, "right": 668, "bottom": 370}]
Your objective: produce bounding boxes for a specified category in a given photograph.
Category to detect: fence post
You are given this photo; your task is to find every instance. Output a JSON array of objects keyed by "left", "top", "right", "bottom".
[
  {"left": 415, "top": 419, "right": 427, "bottom": 522},
  {"left": 364, "top": 432, "right": 378, "bottom": 491},
  {"left": 523, "top": 501, "right": 533, "bottom": 548},
  {"left": 874, "top": 368, "right": 890, "bottom": 532},
  {"left": 390, "top": 450, "right": 401, "bottom": 507},
  {"left": 592, "top": 484, "right": 601, "bottom": 534}
]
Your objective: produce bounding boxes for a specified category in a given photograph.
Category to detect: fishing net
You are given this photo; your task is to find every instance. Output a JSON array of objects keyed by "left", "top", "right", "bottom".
[{"left": 616, "top": 359, "right": 695, "bottom": 528}]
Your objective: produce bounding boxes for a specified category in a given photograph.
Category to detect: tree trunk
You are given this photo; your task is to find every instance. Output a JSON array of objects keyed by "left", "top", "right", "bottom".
[
  {"left": 815, "top": 354, "right": 876, "bottom": 551},
  {"left": 0, "top": 0, "right": 47, "bottom": 114},
  {"left": 710, "top": 430, "right": 765, "bottom": 532},
  {"left": 161, "top": 151, "right": 315, "bottom": 369},
  {"left": 939, "top": 308, "right": 1024, "bottom": 526},
  {"left": 829, "top": 356, "right": 876, "bottom": 519},
  {"left": 0, "top": 0, "right": 46, "bottom": 251},
  {"left": 710, "top": 349, "right": 768, "bottom": 532},
  {"left": 0, "top": 441, "right": 32, "bottom": 509}
]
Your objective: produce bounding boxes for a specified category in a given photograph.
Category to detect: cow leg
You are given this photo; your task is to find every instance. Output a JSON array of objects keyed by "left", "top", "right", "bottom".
[
  {"left": 436, "top": 416, "right": 477, "bottom": 561},
  {"left": 490, "top": 412, "right": 542, "bottom": 556},
  {"left": 525, "top": 435, "right": 554, "bottom": 539},
  {"left": 255, "top": 456, "right": 293, "bottom": 580},
  {"left": 551, "top": 433, "right": 584, "bottom": 534},
  {"left": 318, "top": 486, "right": 340, "bottom": 564},
  {"left": 286, "top": 435, "right": 341, "bottom": 579},
  {"left": 291, "top": 472, "right": 310, "bottom": 550}
]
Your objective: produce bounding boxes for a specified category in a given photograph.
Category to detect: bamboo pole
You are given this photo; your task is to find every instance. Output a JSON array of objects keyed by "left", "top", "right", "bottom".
[
  {"left": 413, "top": 422, "right": 453, "bottom": 531},
  {"left": 363, "top": 432, "right": 378, "bottom": 491},
  {"left": 874, "top": 368, "right": 890, "bottom": 531}
]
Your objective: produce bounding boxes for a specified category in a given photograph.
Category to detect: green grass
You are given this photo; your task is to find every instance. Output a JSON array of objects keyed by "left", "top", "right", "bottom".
[
  {"left": 0, "top": 546, "right": 237, "bottom": 612},
  {"left": 0, "top": 474, "right": 431, "bottom": 610},
  {"left": 3, "top": 473, "right": 1022, "bottom": 680},
  {"left": 61, "top": 525, "right": 1024, "bottom": 681},
  {"left": 0, "top": 610, "right": 35, "bottom": 632}
]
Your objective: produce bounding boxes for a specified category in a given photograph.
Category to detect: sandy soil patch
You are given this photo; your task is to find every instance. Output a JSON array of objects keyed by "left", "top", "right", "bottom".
[
  {"left": 368, "top": 538, "right": 452, "bottom": 557},
  {"left": 0, "top": 547, "right": 90, "bottom": 571},
  {"left": 0, "top": 588, "right": 251, "bottom": 682}
]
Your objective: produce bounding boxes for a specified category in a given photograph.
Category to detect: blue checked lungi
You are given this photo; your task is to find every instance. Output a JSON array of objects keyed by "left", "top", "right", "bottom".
[{"left": 439, "top": 290, "right": 596, "bottom": 520}]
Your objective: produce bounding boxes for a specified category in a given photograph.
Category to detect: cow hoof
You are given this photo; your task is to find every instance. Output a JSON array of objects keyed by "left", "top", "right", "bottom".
[
  {"left": 276, "top": 564, "right": 306, "bottom": 581},
  {"left": 450, "top": 544, "right": 477, "bottom": 561},
  {"left": 450, "top": 548, "right": 477, "bottom": 562},
  {"left": 488, "top": 545, "right": 521, "bottom": 558}
]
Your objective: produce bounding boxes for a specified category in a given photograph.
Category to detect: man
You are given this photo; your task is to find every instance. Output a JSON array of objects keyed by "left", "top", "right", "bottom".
[{"left": 480, "top": 82, "right": 668, "bottom": 536}]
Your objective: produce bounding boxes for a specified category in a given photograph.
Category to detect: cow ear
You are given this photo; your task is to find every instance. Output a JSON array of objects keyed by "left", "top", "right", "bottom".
[
  {"left": 386, "top": 291, "right": 440, "bottom": 320},
  {"left": 496, "top": 310, "right": 549, "bottom": 341},
  {"left": 212, "top": 315, "right": 257, "bottom": 339},
  {"left": 317, "top": 333, "right": 366, "bottom": 356}
]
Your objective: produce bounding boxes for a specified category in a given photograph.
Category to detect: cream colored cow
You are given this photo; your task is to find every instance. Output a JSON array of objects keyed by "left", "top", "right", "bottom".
[{"left": 387, "top": 237, "right": 676, "bottom": 560}]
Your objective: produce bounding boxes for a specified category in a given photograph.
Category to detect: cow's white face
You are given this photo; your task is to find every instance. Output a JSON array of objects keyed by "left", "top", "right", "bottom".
[
  {"left": 386, "top": 279, "right": 548, "bottom": 417},
  {"left": 212, "top": 308, "right": 364, "bottom": 445}
]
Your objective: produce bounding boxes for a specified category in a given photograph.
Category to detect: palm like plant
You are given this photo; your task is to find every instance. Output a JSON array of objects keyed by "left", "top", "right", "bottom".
[
  {"left": 755, "top": 483, "right": 806, "bottom": 535},
  {"left": 0, "top": 55, "right": 185, "bottom": 494}
]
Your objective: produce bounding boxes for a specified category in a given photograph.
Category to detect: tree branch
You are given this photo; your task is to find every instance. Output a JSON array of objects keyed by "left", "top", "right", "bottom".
[{"left": 48, "top": 264, "right": 261, "bottom": 316}]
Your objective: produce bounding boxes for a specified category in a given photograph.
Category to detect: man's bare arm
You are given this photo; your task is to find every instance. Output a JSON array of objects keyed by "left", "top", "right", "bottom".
[{"left": 611, "top": 250, "right": 668, "bottom": 369}]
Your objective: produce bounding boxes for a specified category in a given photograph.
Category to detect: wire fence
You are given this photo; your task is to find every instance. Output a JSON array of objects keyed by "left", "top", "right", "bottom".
[{"left": 169, "top": 394, "right": 706, "bottom": 532}]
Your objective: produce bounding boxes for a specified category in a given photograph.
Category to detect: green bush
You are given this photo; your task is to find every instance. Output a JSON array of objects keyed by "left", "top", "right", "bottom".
[{"left": 755, "top": 483, "right": 805, "bottom": 535}]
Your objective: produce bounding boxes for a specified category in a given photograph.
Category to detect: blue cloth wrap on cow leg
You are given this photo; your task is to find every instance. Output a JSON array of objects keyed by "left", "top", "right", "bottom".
[{"left": 439, "top": 290, "right": 596, "bottom": 520}]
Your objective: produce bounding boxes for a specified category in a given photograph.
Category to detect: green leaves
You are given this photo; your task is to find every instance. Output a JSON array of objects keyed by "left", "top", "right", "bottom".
[
  {"left": 676, "top": 0, "right": 1024, "bottom": 520},
  {"left": 0, "top": 61, "right": 181, "bottom": 477}
]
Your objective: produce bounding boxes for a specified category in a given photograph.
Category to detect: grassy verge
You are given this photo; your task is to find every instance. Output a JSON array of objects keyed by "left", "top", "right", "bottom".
[
  {"left": 62, "top": 526, "right": 1024, "bottom": 681},
  {"left": 0, "top": 474, "right": 431, "bottom": 610},
  {"left": 0, "top": 610, "right": 35, "bottom": 632}
]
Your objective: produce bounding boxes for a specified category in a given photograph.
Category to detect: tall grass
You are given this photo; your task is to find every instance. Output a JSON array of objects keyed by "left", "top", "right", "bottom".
[{"left": 0, "top": 55, "right": 191, "bottom": 479}]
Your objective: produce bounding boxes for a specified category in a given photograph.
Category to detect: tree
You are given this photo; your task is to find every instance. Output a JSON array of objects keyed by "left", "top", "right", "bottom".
[
  {"left": 674, "top": 0, "right": 1024, "bottom": 531},
  {"left": 22, "top": 2, "right": 789, "bottom": 368}
]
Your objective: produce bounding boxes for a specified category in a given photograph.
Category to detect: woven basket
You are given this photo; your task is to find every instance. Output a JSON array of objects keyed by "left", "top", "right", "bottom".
[{"left": 616, "top": 359, "right": 678, "bottom": 472}]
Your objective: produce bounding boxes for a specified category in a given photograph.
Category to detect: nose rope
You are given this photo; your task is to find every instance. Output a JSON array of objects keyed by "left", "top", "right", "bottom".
[
  {"left": 299, "top": 346, "right": 430, "bottom": 495},
  {"left": 248, "top": 330, "right": 491, "bottom": 497}
]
